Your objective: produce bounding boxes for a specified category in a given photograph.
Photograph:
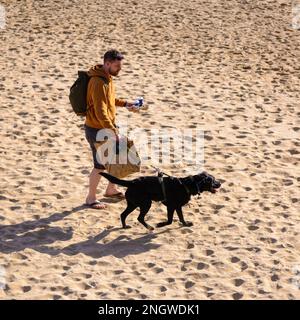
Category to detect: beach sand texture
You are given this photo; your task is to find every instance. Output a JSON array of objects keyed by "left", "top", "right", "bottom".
[{"left": 0, "top": 0, "right": 299, "bottom": 299}]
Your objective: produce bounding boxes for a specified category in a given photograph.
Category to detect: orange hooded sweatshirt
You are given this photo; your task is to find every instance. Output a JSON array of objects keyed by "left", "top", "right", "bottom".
[{"left": 85, "top": 64, "right": 126, "bottom": 133}]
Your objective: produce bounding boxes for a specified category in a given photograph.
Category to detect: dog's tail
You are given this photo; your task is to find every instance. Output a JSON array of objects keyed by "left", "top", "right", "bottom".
[{"left": 100, "top": 172, "right": 133, "bottom": 187}]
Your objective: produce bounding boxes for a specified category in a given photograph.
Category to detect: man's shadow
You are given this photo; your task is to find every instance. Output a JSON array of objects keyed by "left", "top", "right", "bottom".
[{"left": 0, "top": 205, "right": 85, "bottom": 254}]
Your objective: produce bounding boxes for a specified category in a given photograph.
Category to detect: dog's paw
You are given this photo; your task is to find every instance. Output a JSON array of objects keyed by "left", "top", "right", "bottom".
[
  {"left": 181, "top": 221, "right": 193, "bottom": 227},
  {"left": 122, "top": 225, "right": 132, "bottom": 229},
  {"left": 147, "top": 225, "right": 154, "bottom": 231}
]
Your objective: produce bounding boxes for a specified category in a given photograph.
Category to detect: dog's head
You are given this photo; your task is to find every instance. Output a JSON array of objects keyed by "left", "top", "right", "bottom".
[{"left": 192, "top": 171, "right": 221, "bottom": 194}]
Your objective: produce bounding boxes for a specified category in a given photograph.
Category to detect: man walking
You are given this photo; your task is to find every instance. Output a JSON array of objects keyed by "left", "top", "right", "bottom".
[{"left": 84, "top": 49, "right": 137, "bottom": 209}]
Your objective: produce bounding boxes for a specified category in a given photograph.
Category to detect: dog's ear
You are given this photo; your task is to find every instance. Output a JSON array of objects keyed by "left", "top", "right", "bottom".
[{"left": 200, "top": 171, "right": 208, "bottom": 177}]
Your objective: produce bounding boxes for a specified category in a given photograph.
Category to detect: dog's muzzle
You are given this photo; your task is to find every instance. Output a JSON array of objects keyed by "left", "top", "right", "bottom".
[{"left": 210, "top": 181, "right": 221, "bottom": 193}]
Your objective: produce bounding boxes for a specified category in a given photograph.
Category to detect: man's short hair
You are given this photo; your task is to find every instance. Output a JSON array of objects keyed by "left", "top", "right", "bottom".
[{"left": 104, "top": 50, "right": 124, "bottom": 62}]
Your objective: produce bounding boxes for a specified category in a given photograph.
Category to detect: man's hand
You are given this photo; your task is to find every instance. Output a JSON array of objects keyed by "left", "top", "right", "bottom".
[
  {"left": 125, "top": 102, "right": 140, "bottom": 113},
  {"left": 111, "top": 133, "right": 127, "bottom": 143}
]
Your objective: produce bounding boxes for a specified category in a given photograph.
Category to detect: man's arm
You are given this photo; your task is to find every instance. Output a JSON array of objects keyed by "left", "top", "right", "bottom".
[
  {"left": 91, "top": 79, "right": 118, "bottom": 134},
  {"left": 116, "top": 98, "right": 140, "bottom": 113},
  {"left": 115, "top": 98, "right": 127, "bottom": 107}
]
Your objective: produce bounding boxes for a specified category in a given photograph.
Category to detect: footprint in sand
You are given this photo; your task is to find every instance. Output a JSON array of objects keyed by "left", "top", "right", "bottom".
[
  {"left": 22, "top": 286, "right": 31, "bottom": 293},
  {"left": 185, "top": 281, "right": 195, "bottom": 289},
  {"left": 62, "top": 266, "right": 71, "bottom": 271},
  {"left": 181, "top": 265, "right": 187, "bottom": 271},
  {"left": 147, "top": 263, "right": 156, "bottom": 268},
  {"left": 248, "top": 225, "right": 259, "bottom": 231},
  {"left": 160, "top": 286, "right": 167, "bottom": 292},
  {"left": 232, "top": 292, "right": 243, "bottom": 300},
  {"left": 234, "top": 279, "right": 245, "bottom": 287},
  {"left": 271, "top": 274, "right": 280, "bottom": 282},
  {"left": 187, "top": 242, "right": 194, "bottom": 249},
  {"left": 230, "top": 256, "right": 240, "bottom": 263},
  {"left": 206, "top": 249, "right": 214, "bottom": 256},
  {"left": 114, "top": 270, "right": 124, "bottom": 275},
  {"left": 197, "top": 262, "right": 209, "bottom": 270},
  {"left": 240, "top": 262, "right": 248, "bottom": 271},
  {"left": 63, "top": 287, "right": 74, "bottom": 296},
  {"left": 154, "top": 267, "right": 164, "bottom": 274}
]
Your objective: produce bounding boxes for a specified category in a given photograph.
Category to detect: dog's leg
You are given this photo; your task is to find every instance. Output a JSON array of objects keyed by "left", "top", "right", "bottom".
[
  {"left": 176, "top": 207, "right": 193, "bottom": 227},
  {"left": 137, "top": 201, "right": 153, "bottom": 231},
  {"left": 121, "top": 202, "right": 138, "bottom": 229},
  {"left": 156, "top": 206, "right": 175, "bottom": 228}
]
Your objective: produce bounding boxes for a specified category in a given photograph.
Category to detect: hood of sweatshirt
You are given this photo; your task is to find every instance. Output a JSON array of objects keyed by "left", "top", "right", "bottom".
[{"left": 87, "top": 64, "right": 111, "bottom": 81}]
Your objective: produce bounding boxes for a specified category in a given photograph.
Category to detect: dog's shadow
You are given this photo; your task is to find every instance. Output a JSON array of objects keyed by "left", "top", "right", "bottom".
[
  {"left": 36, "top": 227, "right": 166, "bottom": 259},
  {"left": 0, "top": 205, "right": 166, "bottom": 259}
]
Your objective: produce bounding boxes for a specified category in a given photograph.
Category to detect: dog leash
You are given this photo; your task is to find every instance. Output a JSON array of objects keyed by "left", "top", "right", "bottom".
[
  {"left": 158, "top": 175, "right": 167, "bottom": 202},
  {"left": 151, "top": 166, "right": 168, "bottom": 202}
]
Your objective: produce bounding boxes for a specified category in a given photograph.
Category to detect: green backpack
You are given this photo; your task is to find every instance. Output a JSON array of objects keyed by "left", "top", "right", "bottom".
[{"left": 69, "top": 71, "right": 108, "bottom": 116}]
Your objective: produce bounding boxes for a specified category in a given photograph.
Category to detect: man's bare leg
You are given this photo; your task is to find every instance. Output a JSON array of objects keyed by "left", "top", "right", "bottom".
[
  {"left": 86, "top": 168, "right": 106, "bottom": 209},
  {"left": 104, "top": 181, "right": 123, "bottom": 196},
  {"left": 86, "top": 169, "right": 123, "bottom": 208}
]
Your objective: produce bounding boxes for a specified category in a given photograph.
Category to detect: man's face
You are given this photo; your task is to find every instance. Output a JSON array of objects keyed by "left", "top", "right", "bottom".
[{"left": 106, "top": 59, "right": 122, "bottom": 76}]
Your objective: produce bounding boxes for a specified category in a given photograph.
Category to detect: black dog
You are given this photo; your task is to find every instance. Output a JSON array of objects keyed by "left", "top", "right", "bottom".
[{"left": 100, "top": 171, "right": 221, "bottom": 230}]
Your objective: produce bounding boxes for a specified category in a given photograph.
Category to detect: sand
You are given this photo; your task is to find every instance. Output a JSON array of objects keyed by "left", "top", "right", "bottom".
[{"left": 0, "top": 0, "right": 299, "bottom": 299}]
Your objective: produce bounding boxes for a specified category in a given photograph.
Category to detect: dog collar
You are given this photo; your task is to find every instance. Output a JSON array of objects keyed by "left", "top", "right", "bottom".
[{"left": 178, "top": 178, "right": 191, "bottom": 196}]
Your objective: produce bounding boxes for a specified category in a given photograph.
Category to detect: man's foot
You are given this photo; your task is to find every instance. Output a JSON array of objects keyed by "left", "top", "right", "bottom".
[
  {"left": 103, "top": 191, "right": 125, "bottom": 199},
  {"left": 85, "top": 199, "right": 107, "bottom": 209}
]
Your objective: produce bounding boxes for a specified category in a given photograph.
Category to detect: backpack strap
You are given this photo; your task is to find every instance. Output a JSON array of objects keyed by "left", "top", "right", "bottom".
[{"left": 86, "top": 75, "right": 109, "bottom": 114}]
